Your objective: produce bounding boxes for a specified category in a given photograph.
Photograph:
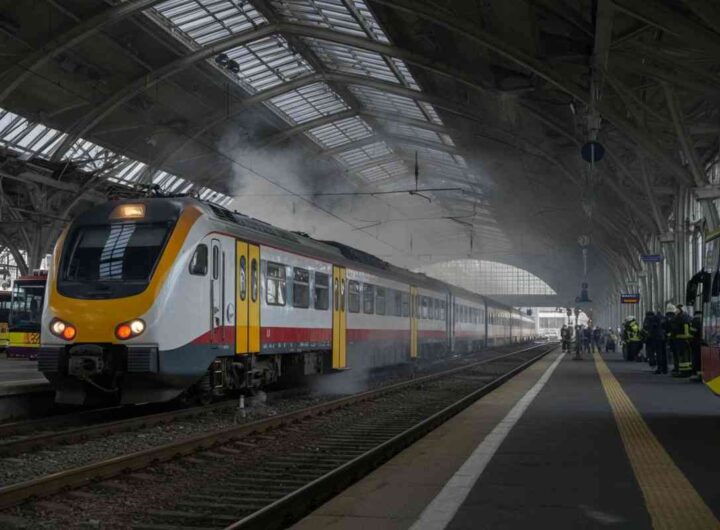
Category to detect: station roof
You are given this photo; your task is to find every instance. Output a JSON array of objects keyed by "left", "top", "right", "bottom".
[{"left": 0, "top": 0, "right": 718, "bottom": 302}]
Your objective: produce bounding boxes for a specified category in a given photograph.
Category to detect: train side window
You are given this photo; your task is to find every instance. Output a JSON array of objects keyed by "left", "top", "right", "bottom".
[
  {"left": 440, "top": 300, "right": 446, "bottom": 321},
  {"left": 348, "top": 280, "right": 361, "bottom": 313},
  {"left": 251, "top": 259, "right": 258, "bottom": 302},
  {"left": 314, "top": 272, "right": 329, "bottom": 310},
  {"left": 293, "top": 267, "right": 309, "bottom": 308},
  {"left": 239, "top": 255, "right": 247, "bottom": 300},
  {"left": 376, "top": 287, "right": 386, "bottom": 315},
  {"left": 340, "top": 278, "right": 346, "bottom": 312},
  {"left": 363, "top": 283, "right": 375, "bottom": 314},
  {"left": 420, "top": 297, "right": 427, "bottom": 319},
  {"left": 334, "top": 275, "right": 339, "bottom": 311},
  {"left": 266, "top": 262, "right": 286, "bottom": 306},
  {"left": 434, "top": 299, "right": 440, "bottom": 320},
  {"left": 393, "top": 290, "right": 402, "bottom": 317},
  {"left": 402, "top": 292, "right": 409, "bottom": 317},
  {"left": 189, "top": 244, "right": 208, "bottom": 276}
]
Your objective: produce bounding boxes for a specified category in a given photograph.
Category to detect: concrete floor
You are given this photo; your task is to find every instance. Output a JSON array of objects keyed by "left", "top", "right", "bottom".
[{"left": 291, "top": 350, "right": 720, "bottom": 530}]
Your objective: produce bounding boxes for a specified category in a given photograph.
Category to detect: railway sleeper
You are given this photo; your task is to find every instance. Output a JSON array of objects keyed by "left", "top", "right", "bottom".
[
  {"left": 146, "top": 509, "right": 239, "bottom": 524},
  {"left": 177, "top": 501, "right": 268, "bottom": 512}
]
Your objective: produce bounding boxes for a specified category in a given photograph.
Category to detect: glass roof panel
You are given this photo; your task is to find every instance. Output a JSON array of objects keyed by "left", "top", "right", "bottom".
[
  {"left": 0, "top": 106, "right": 230, "bottom": 206},
  {"left": 269, "top": 82, "right": 349, "bottom": 124},
  {"left": 223, "top": 35, "right": 314, "bottom": 93},
  {"left": 271, "top": 0, "right": 382, "bottom": 40},
  {"left": 383, "top": 122, "right": 443, "bottom": 144},
  {"left": 304, "top": 38, "right": 398, "bottom": 84},
  {"left": 306, "top": 115, "right": 373, "bottom": 148},
  {"left": 358, "top": 159, "right": 408, "bottom": 183},
  {"left": 113, "top": 161, "right": 147, "bottom": 184},
  {"left": 349, "top": 85, "right": 427, "bottom": 121},
  {"left": 335, "top": 140, "right": 392, "bottom": 167},
  {"left": 152, "top": 0, "right": 267, "bottom": 46}
]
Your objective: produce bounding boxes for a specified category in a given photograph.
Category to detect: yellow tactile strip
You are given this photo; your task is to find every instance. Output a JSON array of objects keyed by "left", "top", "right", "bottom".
[{"left": 593, "top": 352, "right": 720, "bottom": 530}]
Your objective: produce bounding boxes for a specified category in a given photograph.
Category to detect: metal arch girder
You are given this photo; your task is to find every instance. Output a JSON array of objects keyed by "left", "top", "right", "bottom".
[
  {"left": 366, "top": 0, "right": 694, "bottom": 187},
  {"left": 321, "top": 133, "right": 463, "bottom": 157},
  {"left": 48, "top": 20, "right": 491, "bottom": 160},
  {"left": 263, "top": 109, "right": 456, "bottom": 147},
  {"left": 145, "top": 69, "right": 497, "bottom": 173},
  {"left": 45, "top": 15, "right": 687, "bottom": 187},
  {"left": 612, "top": 0, "right": 720, "bottom": 55},
  {"left": 682, "top": 0, "right": 720, "bottom": 34},
  {"left": 259, "top": 108, "right": 358, "bottom": 146},
  {"left": 0, "top": 0, "right": 166, "bottom": 104}
]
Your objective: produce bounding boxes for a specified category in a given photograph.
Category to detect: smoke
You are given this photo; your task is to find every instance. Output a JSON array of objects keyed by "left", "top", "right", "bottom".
[
  {"left": 214, "top": 126, "right": 452, "bottom": 267},
  {"left": 305, "top": 367, "right": 372, "bottom": 396}
]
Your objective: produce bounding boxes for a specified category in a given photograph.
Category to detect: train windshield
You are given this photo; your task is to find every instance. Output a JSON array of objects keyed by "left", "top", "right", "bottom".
[
  {"left": 59, "top": 222, "right": 171, "bottom": 299},
  {"left": 10, "top": 282, "right": 45, "bottom": 329}
]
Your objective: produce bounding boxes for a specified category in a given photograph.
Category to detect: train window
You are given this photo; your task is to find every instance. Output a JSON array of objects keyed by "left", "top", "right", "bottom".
[
  {"left": 340, "top": 278, "right": 346, "bottom": 312},
  {"left": 402, "top": 292, "right": 410, "bottom": 317},
  {"left": 376, "top": 287, "right": 386, "bottom": 315},
  {"left": 239, "top": 255, "right": 246, "bottom": 300},
  {"left": 420, "top": 297, "right": 428, "bottom": 319},
  {"left": 293, "top": 268, "right": 309, "bottom": 308},
  {"left": 334, "top": 276, "right": 339, "bottom": 311},
  {"left": 315, "top": 272, "right": 329, "bottom": 310},
  {"left": 393, "top": 290, "right": 402, "bottom": 317},
  {"left": 348, "top": 280, "right": 360, "bottom": 313},
  {"left": 212, "top": 245, "right": 219, "bottom": 280},
  {"left": 440, "top": 300, "right": 446, "bottom": 321},
  {"left": 363, "top": 283, "right": 374, "bottom": 314},
  {"left": 251, "top": 259, "right": 258, "bottom": 302},
  {"left": 189, "top": 244, "right": 208, "bottom": 276},
  {"left": 434, "top": 299, "right": 440, "bottom": 320},
  {"left": 266, "top": 262, "right": 286, "bottom": 306}
]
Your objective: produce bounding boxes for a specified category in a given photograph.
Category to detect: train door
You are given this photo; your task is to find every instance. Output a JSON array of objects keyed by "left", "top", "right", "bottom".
[
  {"left": 332, "top": 266, "right": 347, "bottom": 369},
  {"left": 210, "top": 239, "right": 224, "bottom": 344},
  {"left": 235, "top": 241, "right": 261, "bottom": 354},
  {"left": 410, "top": 286, "right": 418, "bottom": 359}
]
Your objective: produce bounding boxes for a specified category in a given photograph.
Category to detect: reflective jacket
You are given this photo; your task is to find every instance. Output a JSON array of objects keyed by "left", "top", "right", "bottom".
[
  {"left": 626, "top": 321, "right": 642, "bottom": 342},
  {"left": 670, "top": 312, "right": 693, "bottom": 340}
]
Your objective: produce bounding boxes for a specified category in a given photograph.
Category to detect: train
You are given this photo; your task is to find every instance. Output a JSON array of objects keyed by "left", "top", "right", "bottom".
[
  {"left": 38, "top": 198, "right": 535, "bottom": 405},
  {"left": 6, "top": 272, "right": 46, "bottom": 359},
  {"left": 0, "top": 290, "right": 9, "bottom": 351}
]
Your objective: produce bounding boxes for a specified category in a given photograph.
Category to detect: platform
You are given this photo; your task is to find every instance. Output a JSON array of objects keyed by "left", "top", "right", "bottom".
[
  {"left": 0, "top": 353, "right": 52, "bottom": 420},
  {"left": 292, "top": 349, "right": 720, "bottom": 530}
]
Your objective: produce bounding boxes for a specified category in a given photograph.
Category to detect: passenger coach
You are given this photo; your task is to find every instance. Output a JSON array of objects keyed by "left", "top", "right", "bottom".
[{"left": 39, "top": 198, "right": 534, "bottom": 405}]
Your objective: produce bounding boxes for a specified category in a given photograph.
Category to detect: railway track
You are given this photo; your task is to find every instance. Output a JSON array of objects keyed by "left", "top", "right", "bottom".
[
  {"left": 0, "top": 342, "right": 555, "bottom": 528},
  {"left": 0, "top": 343, "right": 527, "bottom": 460}
]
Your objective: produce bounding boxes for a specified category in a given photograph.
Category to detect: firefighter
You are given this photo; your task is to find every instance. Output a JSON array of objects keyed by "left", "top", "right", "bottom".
[
  {"left": 624, "top": 316, "right": 643, "bottom": 362},
  {"left": 670, "top": 304, "right": 693, "bottom": 377}
]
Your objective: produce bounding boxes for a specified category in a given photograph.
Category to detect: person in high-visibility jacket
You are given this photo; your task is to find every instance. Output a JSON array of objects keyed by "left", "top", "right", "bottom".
[
  {"left": 624, "top": 316, "right": 643, "bottom": 362},
  {"left": 670, "top": 304, "right": 693, "bottom": 377}
]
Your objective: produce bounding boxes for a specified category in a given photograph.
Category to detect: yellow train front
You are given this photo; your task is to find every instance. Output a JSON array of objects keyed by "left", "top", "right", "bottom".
[{"left": 40, "top": 197, "right": 534, "bottom": 406}]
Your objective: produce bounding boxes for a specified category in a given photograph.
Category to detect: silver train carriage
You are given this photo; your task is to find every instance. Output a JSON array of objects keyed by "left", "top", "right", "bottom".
[{"left": 38, "top": 198, "right": 535, "bottom": 405}]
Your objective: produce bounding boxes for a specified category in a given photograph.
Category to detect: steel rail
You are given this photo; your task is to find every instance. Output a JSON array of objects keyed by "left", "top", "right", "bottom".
[
  {"left": 0, "top": 400, "right": 233, "bottom": 457},
  {"left": 225, "top": 344, "right": 554, "bottom": 530},
  {"left": 0, "top": 343, "right": 551, "bottom": 510}
]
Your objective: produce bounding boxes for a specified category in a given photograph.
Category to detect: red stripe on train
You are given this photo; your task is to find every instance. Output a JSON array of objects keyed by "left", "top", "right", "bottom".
[{"left": 190, "top": 326, "right": 449, "bottom": 345}]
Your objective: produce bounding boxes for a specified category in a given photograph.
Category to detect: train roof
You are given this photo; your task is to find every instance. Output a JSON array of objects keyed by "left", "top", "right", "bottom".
[{"left": 97, "top": 197, "right": 529, "bottom": 317}]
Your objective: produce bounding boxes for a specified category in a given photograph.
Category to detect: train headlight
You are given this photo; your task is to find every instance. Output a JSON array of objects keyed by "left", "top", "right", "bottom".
[
  {"left": 50, "top": 318, "right": 77, "bottom": 341},
  {"left": 115, "top": 319, "right": 145, "bottom": 340}
]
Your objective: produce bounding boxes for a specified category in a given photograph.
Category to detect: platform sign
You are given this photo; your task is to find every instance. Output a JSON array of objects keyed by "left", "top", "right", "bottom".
[
  {"left": 621, "top": 293, "right": 640, "bottom": 304},
  {"left": 641, "top": 254, "right": 663, "bottom": 263}
]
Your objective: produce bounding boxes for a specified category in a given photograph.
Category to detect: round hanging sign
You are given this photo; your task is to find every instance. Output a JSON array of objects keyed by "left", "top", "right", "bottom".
[{"left": 581, "top": 141, "right": 605, "bottom": 163}]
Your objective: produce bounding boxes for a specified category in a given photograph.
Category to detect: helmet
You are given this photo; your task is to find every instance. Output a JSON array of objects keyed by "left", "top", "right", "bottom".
[{"left": 666, "top": 303, "right": 676, "bottom": 313}]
